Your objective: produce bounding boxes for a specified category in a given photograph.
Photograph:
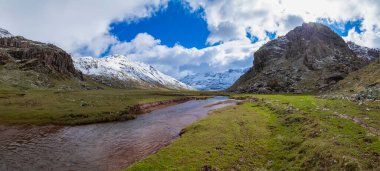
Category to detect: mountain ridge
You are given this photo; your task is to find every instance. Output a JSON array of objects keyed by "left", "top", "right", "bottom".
[
  {"left": 74, "top": 55, "right": 193, "bottom": 90},
  {"left": 347, "top": 41, "right": 380, "bottom": 62},
  {"left": 0, "top": 28, "right": 13, "bottom": 38}
]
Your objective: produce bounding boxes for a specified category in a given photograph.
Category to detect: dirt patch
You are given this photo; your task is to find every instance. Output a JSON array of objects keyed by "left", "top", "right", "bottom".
[
  {"left": 335, "top": 112, "right": 380, "bottom": 136},
  {"left": 127, "top": 97, "right": 197, "bottom": 114},
  {"left": 204, "top": 100, "right": 238, "bottom": 108}
]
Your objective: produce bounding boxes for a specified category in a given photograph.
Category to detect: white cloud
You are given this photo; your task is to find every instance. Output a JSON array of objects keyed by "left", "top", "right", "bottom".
[
  {"left": 185, "top": 0, "right": 380, "bottom": 48},
  {"left": 0, "top": 0, "right": 168, "bottom": 53},
  {"left": 72, "top": 33, "right": 118, "bottom": 57},
  {"left": 345, "top": 28, "right": 380, "bottom": 48},
  {"left": 111, "top": 33, "right": 263, "bottom": 78}
]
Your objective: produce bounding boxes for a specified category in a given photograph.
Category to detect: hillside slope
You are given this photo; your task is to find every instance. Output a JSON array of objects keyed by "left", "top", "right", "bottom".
[{"left": 330, "top": 59, "right": 380, "bottom": 100}]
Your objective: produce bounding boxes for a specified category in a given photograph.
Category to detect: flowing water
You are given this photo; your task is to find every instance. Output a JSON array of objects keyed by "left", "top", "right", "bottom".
[{"left": 0, "top": 96, "right": 236, "bottom": 171}]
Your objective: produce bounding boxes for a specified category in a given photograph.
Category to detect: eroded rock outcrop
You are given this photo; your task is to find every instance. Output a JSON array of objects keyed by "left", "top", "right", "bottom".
[{"left": 0, "top": 34, "right": 81, "bottom": 79}]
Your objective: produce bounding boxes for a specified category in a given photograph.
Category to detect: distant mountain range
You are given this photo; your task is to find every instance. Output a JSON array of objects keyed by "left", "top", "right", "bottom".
[
  {"left": 181, "top": 68, "right": 248, "bottom": 90},
  {"left": 74, "top": 55, "right": 193, "bottom": 90}
]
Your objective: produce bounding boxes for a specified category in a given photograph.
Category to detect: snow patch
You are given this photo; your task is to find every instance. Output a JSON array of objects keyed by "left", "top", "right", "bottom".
[
  {"left": 74, "top": 54, "right": 194, "bottom": 90},
  {"left": 0, "top": 28, "right": 13, "bottom": 38},
  {"left": 347, "top": 41, "right": 380, "bottom": 61},
  {"left": 181, "top": 68, "right": 248, "bottom": 90}
]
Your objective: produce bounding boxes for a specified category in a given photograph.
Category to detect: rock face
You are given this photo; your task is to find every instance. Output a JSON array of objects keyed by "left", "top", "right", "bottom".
[
  {"left": 347, "top": 41, "right": 380, "bottom": 62},
  {"left": 0, "top": 29, "right": 80, "bottom": 79},
  {"left": 181, "top": 68, "right": 248, "bottom": 90},
  {"left": 229, "top": 23, "right": 367, "bottom": 93},
  {"left": 74, "top": 55, "right": 193, "bottom": 90}
]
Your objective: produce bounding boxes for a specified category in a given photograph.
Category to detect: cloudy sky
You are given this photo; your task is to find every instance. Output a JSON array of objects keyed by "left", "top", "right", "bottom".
[{"left": 0, "top": 0, "right": 379, "bottom": 78}]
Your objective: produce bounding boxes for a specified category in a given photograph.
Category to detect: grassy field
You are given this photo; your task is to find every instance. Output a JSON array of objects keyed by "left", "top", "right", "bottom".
[
  {"left": 128, "top": 94, "right": 380, "bottom": 170},
  {"left": 0, "top": 88, "right": 221, "bottom": 125}
]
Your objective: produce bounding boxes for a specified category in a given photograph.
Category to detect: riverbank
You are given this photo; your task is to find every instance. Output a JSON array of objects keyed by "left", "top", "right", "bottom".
[
  {"left": 0, "top": 89, "right": 221, "bottom": 125},
  {"left": 127, "top": 94, "right": 380, "bottom": 170},
  {"left": 0, "top": 96, "right": 237, "bottom": 171}
]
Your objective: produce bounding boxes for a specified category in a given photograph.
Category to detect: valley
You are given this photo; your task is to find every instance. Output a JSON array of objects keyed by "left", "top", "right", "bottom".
[{"left": 0, "top": 16, "right": 379, "bottom": 171}]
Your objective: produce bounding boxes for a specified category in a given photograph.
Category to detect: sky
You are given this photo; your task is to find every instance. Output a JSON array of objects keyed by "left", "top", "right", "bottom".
[{"left": 0, "top": 0, "right": 379, "bottom": 79}]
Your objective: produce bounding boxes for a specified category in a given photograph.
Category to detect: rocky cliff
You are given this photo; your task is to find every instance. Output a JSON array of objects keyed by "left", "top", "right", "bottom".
[
  {"left": 0, "top": 28, "right": 96, "bottom": 90},
  {"left": 229, "top": 23, "right": 368, "bottom": 93},
  {"left": 0, "top": 35, "right": 81, "bottom": 79}
]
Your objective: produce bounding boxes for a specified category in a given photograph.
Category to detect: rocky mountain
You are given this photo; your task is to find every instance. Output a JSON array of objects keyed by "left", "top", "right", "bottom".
[
  {"left": 74, "top": 55, "right": 193, "bottom": 90},
  {"left": 229, "top": 22, "right": 368, "bottom": 93},
  {"left": 0, "top": 29, "right": 80, "bottom": 78},
  {"left": 181, "top": 68, "right": 248, "bottom": 90},
  {"left": 0, "top": 28, "right": 87, "bottom": 89},
  {"left": 347, "top": 41, "right": 380, "bottom": 62}
]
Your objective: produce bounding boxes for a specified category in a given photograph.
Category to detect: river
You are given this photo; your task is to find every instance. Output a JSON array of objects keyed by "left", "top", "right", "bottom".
[{"left": 0, "top": 96, "right": 236, "bottom": 171}]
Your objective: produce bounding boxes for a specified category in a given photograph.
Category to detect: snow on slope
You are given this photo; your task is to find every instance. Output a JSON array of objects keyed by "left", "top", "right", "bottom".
[
  {"left": 74, "top": 55, "right": 193, "bottom": 90},
  {"left": 181, "top": 68, "right": 248, "bottom": 91},
  {"left": 0, "top": 28, "right": 13, "bottom": 38},
  {"left": 347, "top": 41, "right": 380, "bottom": 61}
]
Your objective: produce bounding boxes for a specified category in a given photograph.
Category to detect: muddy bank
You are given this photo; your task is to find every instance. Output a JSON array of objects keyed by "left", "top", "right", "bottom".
[
  {"left": 55, "top": 97, "right": 207, "bottom": 125},
  {"left": 0, "top": 96, "right": 236, "bottom": 171},
  {"left": 127, "top": 97, "right": 206, "bottom": 114}
]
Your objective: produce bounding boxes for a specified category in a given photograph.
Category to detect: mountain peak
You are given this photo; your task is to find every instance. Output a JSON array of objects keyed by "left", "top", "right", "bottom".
[
  {"left": 230, "top": 23, "right": 367, "bottom": 93},
  {"left": 74, "top": 55, "right": 193, "bottom": 90},
  {"left": 286, "top": 22, "right": 344, "bottom": 43},
  {"left": 0, "top": 28, "right": 13, "bottom": 38}
]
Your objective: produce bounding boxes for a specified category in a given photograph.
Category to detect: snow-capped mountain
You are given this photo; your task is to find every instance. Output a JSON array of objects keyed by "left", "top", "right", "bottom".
[
  {"left": 0, "top": 28, "right": 13, "bottom": 38},
  {"left": 74, "top": 55, "right": 193, "bottom": 90},
  {"left": 181, "top": 68, "right": 248, "bottom": 91},
  {"left": 347, "top": 41, "right": 380, "bottom": 61}
]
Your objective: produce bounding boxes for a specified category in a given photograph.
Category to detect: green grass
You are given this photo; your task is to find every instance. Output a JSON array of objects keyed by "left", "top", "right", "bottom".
[
  {"left": 0, "top": 89, "right": 221, "bottom": 125},
  {"left": 127, "top": 94, "right": 380, "bottom": 170},
  {"left": 128, "top": 103, "right": 275, "bottom": 170}
]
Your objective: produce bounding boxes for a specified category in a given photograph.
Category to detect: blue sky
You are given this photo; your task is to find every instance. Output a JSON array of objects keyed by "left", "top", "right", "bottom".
[
  {"left": 110, "top": 1, "right": 209, "bottom": 49},
  {"left": 1, "top": 0, "right": 378, "bottom": 78},
  {"left": 318, "top": 18, "right": 364, "bottom": 37},
  {"left": 107, "top": 0, "right": 363, "bottom": 56}
]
